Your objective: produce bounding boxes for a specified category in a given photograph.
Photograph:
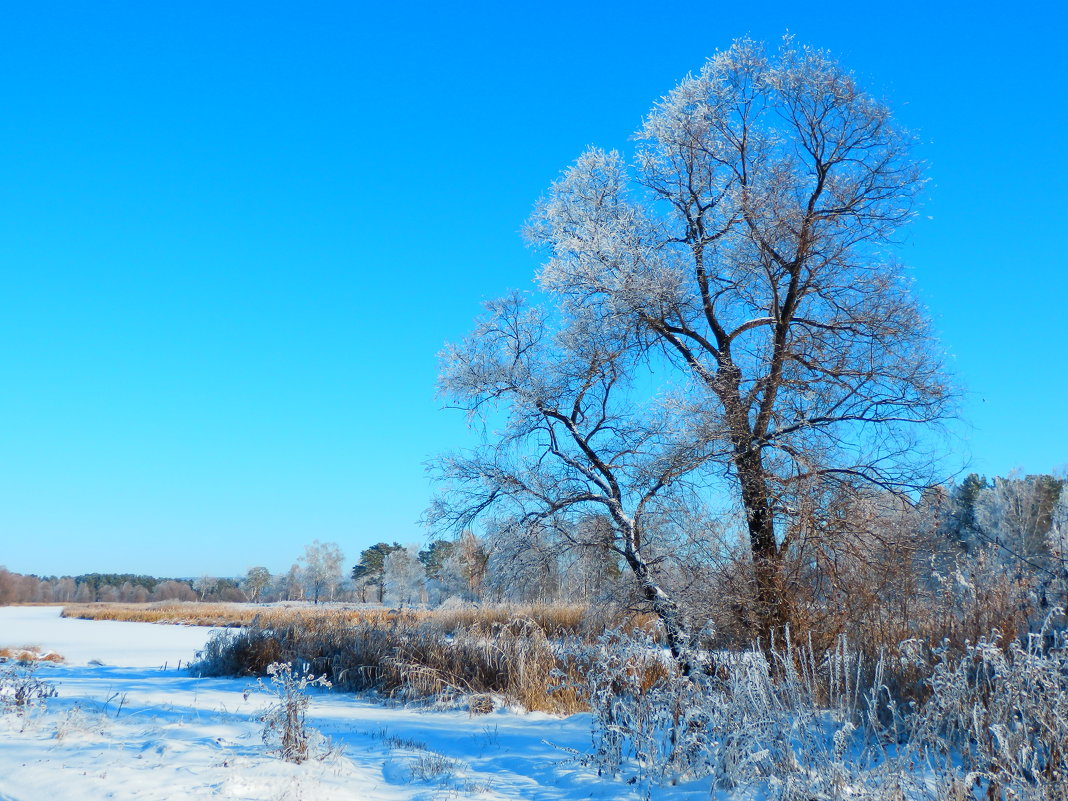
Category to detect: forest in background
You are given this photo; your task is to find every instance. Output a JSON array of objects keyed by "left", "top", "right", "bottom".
[{"left": 3, "top": 469, "right": 1065, "bottom": 653}]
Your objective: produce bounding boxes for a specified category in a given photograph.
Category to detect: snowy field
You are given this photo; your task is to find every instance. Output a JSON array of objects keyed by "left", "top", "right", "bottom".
[{"left": 0, "top": 606, "right": 701, "bottom": 801}]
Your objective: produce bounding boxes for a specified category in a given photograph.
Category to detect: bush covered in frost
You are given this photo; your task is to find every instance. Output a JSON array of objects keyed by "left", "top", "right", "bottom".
[
  {"left": 576, "top": 618, "right": 1068, "bottom": 800},
  {"left": 250, "top": 661, "right": 333, "bottom": 763},
  {"left": 0, "top": 659, "right": 57, "bottom": 716}
]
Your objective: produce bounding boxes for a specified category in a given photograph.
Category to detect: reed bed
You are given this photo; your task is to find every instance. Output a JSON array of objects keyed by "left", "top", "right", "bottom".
[
  {"left": 58, "top": 601, "right": 637, "bottom": 636},
  {"left": 62, "top": 601, "right": 656, "bottom": 713},
  {"left": 61, "top": 602, "right": 263, "bottom": 627},
  {"left": 194, "top": 611, "right": 591, "bottom": 714}
]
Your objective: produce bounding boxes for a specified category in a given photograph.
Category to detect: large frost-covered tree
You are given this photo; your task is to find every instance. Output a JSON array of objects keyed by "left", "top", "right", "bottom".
[
  {"left": 528, "top": 37, "right": 952, "bottom": 634},
  {"left": 435, "top": 36, "right": 953, "bottom": 643}
]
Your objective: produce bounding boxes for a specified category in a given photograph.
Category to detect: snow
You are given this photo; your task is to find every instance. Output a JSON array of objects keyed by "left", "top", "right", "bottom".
[
  {"left": 0, "top": 605, "right": 220, "bottom": 667},
  {"left": 0, "top": 607, "right": 701, "bottom": 801}
]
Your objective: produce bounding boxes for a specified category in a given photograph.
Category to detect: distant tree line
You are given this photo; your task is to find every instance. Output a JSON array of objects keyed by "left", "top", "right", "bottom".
[
  {"left": 5, "top": 468, "right": 1062, "bottom": 622},
  {"left": 0, "top": 571, "right": 205, "bottom": 605}
]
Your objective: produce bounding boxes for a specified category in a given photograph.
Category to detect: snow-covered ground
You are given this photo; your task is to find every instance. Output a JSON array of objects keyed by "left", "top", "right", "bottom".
[{"left": 0, "top": 607, "right": 700, "bottom": 801}]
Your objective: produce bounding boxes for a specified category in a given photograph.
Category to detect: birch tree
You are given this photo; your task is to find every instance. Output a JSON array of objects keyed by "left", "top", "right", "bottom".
[
  {"left": 1049, "top": 489, "right": 1068, "bottom": 605},
  {"left": 298, "top": 540, "right": 345, "bottom": 605},
  {"left": 242, "top": 566, "right": 273, "bottom": 603},
  {"left": 382, "top": 545, "right": 425, "bottom": 607}
]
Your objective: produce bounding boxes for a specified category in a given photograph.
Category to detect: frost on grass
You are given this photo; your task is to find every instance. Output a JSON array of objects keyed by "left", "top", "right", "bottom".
[
  {"left": 0, "top": 658, "right": 57, "bottom": 716},
  {"left": 575, "top": 620, "right": 1068, "bottom": 800}
]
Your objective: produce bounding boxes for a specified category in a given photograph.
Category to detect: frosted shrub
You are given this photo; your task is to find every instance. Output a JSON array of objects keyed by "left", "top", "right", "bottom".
[
  {"left": 251, "top": 661, "right": 333, "bottom": 763},
  {"left": 579, "top": 628, "right": 930, "bottom": 798},
  {"left": 578, "top": 629, "right": 692, "bottom": 783},
  {"left": 581, "top": 620, "right": 1068, "bottom": 800},
  {"left": 915, "top": 616, "right": 1068, "bottom": 800},
  {"left": 0, "top": 659, "right": 57, "bottom": 716},
  {"left": 579, "top": 629, "right": 825, "bottom": 788}
]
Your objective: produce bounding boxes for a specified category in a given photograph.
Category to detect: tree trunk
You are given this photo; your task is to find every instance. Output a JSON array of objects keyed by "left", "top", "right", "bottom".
[
  {"left": 617, "top": 521, "right": 695, "bottom": 674},
  {"left": 716, "top": 364, "right": 790, "bottom": 643}
]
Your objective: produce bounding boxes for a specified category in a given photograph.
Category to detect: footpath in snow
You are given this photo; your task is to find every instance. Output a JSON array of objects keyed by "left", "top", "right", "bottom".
[{"left": 0, "top": 606, "right": 696, "bottom": 801}]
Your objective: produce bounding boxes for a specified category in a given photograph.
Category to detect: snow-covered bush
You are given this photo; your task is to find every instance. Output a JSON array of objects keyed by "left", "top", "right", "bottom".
[
  {"left": 583, "top": 631, "right": 928, "bottom": 796},
  {"left": 914, "top": 616, "right": 1068, "bottom": 800},
  {"left": 0, "top": 659, "right": 57, "bottom": 716},
  {"left": 251, "top": 661, "right": 333, "bottom": 763},
  {"left": 578, "top": 620, "right": 1068, "bottom": 800},
  {"left": 408, "top": 751, "right": 462, "bottom": 783},
  {"left": 571, "top": 629, "right": 696, "bottom": 784}
]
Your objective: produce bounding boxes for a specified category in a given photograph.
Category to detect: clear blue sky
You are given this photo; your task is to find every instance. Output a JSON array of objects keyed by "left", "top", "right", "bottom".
[{"left": 1, "top": 1, "right": 1065, "bottom": 577}]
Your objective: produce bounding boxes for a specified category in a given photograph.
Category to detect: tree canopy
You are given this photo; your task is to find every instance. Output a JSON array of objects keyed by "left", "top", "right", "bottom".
[{"left": 433, "top": 36, "right": 954, "bottom": 647}]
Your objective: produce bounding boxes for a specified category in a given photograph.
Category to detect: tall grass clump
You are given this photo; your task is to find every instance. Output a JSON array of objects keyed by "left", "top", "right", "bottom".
[
  {"left": 0, "top": 659, "right": 58, "bottom": 716},
  {"left": 578, "top": 617, "right": 1068, "bottom": 800},
  {"left": 195, "top": 611, "right": 588, "bottom": 714},
  {"left": 911, "top": 618, "right": 1068, "bottom": 800}
]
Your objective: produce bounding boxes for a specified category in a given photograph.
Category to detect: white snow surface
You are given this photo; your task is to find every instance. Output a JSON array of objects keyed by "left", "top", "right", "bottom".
[
  {"left": 0, "top": 606, "right": 698, "bottom": 801},
  {"left": 0, "top": 605, "right": 220, "bottom": 667}
]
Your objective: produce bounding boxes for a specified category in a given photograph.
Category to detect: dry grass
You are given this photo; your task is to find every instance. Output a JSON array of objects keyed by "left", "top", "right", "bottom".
[
  {"left": 62, "top": 601, "right": 624, "bottom": 713},
  {"left": 59, "top": 601, "right": 620, "bottom": 635},
  {"left": 193, "top": 610, "right": 596, "bottom": 714},
  {"left": 62, "top": 602, "right": 266, "bottom": 627},
  {"left": 0, "top": 645, "right": 64, "bottom": 663}
]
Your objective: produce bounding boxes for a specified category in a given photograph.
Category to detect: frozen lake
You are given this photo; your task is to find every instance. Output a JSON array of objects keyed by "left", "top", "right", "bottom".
[
  {"left": 0, "top": 605, "right": 219, "bottom": 667},
  {"left": 0, "top": 604, "right": 666, "bottom": 801}
]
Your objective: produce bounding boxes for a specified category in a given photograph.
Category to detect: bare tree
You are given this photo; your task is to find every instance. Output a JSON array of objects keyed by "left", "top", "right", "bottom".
[
  {"left": 282, "top": 564, "right": 302, "bottom": 601},
  {"left": 0, "top": 567, "right": 17, "bottom": 605},
  {"left": 976, "top": 472, "right": 1065, "bottom": 567},
  {"left": 298, "top": 541, "right": 345, "bottom": 605},
  {"left": 523, "top": 36, "right": 954, "bottom": 636},
  {"left": 1049, "top": 487, "right": 1068, "bottom": 605},
  {"left": 194, "top": 575, "right": 218, "bottom": 601},
  {"left": 483, "top": 519, "right": 562, "bottom": 603},
  {"left": 152, "top": 580, "right": 196, "bottom": 602},
  {"left": 55, "top": 577, "right": 76, "bottom": 602},
  {"left": 432, "top": 295, "right": 718, "bottom": 662}
]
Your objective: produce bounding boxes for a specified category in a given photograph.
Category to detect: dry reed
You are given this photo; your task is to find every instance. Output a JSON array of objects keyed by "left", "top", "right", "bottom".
[
  {"left": 59, "top": 601, "right": 603, "bottom": 634},
  {"left": 194, "top": 611, "right": 592, "bottom": 714},
  {"left": 0, "top": 645, "right": 64, "bottom": 663}
]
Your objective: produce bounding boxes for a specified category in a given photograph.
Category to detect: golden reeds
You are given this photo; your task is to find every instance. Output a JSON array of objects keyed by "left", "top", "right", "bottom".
[
  {"left": 190, "top": 609, "right": 600, "bottom": 714},
  {"left": 0, "top": 645, "right": 65, "bottom": 663},
  {"left": 58, "top": 601, "right": 600, "bottom": 633}
]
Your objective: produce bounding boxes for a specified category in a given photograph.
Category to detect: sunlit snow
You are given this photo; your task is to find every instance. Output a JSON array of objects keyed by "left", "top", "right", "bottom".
[{"left": 0, "top": 607, "right": 690, "bottom": 801}]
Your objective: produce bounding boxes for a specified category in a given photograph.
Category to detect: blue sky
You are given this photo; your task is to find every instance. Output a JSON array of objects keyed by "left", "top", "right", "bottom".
[{"left": 1, "top": 1, "right": 1065, "bottom": 577}]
